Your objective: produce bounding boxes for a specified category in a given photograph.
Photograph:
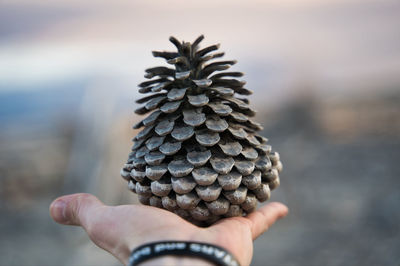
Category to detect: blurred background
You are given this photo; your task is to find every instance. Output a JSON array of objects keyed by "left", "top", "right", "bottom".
[{"left": 1, "top": 0, "right": 399, "bottom": 265}]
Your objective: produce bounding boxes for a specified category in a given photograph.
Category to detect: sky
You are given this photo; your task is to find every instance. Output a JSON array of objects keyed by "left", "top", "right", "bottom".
[{"left": 0, "top": 0, "right": 400, "bottom": 106}]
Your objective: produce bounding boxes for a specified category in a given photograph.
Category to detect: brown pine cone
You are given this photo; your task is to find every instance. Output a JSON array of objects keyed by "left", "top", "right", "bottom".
[{"left": 120, "top": 35, "right": 282, "bottom": 225}]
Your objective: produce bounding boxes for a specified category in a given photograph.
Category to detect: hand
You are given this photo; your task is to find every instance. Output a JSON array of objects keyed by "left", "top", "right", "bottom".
[{"left": 50, "top": 193, "right": 288, "bottom": 266}]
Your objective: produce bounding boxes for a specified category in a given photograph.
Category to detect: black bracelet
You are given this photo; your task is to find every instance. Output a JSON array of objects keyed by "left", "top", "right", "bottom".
[{"left": 128, "top": 241, "right": 240, "bottom": 266}]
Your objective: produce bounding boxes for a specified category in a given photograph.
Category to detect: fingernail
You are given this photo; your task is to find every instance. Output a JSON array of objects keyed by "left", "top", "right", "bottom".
[{"left": 50, "top": 199, "right": 67, "bottom": 223}]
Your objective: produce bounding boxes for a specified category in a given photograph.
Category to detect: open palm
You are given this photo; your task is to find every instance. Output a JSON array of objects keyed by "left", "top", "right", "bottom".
[{"left": 50, "top": 193, "right": 288, "bottom": 266}]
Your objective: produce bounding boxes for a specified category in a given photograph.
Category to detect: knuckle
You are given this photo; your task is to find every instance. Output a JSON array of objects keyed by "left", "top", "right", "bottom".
[{"left": 70, "top": 194, "right": 95, "bottom": 225}]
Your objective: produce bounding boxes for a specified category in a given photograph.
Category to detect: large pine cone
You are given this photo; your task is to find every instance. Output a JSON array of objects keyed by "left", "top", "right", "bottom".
[{"left": 121, "top": 35, "right": 282, "bottom": 225}]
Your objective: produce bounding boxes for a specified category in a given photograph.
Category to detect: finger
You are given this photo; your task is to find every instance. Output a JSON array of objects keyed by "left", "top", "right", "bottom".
[
  {"left": 49, "top": 193, "right": 104, "bottom": 227},
  {"left": 246, "top": 202, "right": 288, "bottom": 239}
]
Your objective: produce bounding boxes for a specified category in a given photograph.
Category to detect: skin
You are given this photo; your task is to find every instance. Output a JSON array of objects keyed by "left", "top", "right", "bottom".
[{"left": 49, "top": 193, "right": 288, "bottom": 266}]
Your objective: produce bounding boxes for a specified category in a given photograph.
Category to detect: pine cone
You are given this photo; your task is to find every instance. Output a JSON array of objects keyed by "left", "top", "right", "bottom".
[{"left": 121, "top": 35, "right": 282, "bottom": 225}]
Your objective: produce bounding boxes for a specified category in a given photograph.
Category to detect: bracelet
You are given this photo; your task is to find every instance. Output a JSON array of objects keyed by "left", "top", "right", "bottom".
[{"left": 128, "top": 241, "right": 240, "bottom": 266}]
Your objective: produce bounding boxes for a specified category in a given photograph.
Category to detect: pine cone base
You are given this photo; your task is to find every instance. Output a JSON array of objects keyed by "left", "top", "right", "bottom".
[{"left": 121, "top": 35, "right": 282, "bottom": 225}]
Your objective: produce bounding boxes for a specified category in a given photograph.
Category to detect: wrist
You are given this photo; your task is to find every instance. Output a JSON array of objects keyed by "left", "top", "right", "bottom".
[
  {"left": 139, "top": 255, "right": 214, "bottom": 266},
  {"left": 127, "top": 241, "right": 239, "bottom": 266}
]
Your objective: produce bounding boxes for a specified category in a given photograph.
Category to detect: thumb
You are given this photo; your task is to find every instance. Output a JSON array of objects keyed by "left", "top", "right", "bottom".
[{"left": 49, "top": 193, "right": 104, "bottom": 226}]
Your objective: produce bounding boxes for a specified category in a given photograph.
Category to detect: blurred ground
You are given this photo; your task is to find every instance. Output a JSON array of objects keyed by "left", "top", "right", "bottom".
[
  {"left": 1, "top": 0, "right": 400, "bottom": 265},
  {"left": 1, "top": 88, "right": 399, "bottom": 266},
  {"left": 252, "top": 91, "right": 400, "bottom": 266}
]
